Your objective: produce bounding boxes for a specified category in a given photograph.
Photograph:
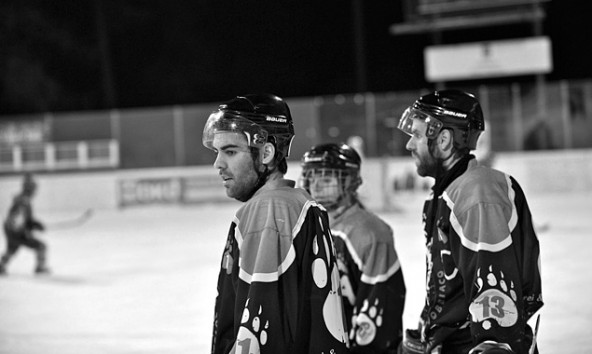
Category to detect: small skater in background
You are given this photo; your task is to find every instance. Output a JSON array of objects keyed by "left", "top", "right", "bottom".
[{"left": 0, "top": 173, "right": 50, "bottom": 275}]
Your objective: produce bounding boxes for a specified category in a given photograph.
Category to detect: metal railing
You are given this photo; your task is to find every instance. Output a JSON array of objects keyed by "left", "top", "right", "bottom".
[{"left": 0, "top": 139, "right": 119, "bottom": 173}]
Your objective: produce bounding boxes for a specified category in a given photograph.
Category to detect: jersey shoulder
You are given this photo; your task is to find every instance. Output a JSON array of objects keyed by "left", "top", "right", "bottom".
[
  {"left": 445, "top": 161, "right": 523, "bottom": 249},
  {"left": 333, "top": 203, "right": 393, "bottom": 246},
  {"left": 233, "top": 184, "right": 325, "bottom": 283},
  {"left": 236, "top": 183, "right": 321, "bottom": 237},
  {"left": 446, "top": 161, "right": 513, "bottom": 213}
]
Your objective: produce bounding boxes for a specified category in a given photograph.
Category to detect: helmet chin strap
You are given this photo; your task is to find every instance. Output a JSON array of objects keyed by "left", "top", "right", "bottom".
[
  {"left": 428, "top": 139, "right": 455, "bottom": 180},
  {"left": 245, "top": 162, "right": 270, "bottom": 201},
  {"left": 236, "top": 150, "right": 272, "bottom": 202},
  {"left": 439, "top": 149, "right": 456, "bottom": 164}
]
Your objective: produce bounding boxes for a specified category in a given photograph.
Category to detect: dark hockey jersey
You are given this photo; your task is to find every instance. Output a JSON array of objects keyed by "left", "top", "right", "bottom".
[
  {"left": 211, "top": 180, "right": 349, "bottom": 354},
  {"left": 4, "top": 194, "right": 43, "bottom": 236},
  {"left": 420, "top": 158, "right": 543, "bottom": 353},
  {"left": 330, "top": 202, "right": 406, "bottom": 353}
]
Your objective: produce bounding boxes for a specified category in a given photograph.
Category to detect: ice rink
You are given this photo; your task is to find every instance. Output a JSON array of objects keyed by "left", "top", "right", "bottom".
[{"left": 0, "top": 190, "right": 590, "bottom": 353}]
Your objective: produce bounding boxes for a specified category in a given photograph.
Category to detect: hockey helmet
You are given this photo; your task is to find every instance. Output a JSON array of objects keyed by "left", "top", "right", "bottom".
[
  {"left": 22, "top": 173, "right": 37, "bottom": 194},
  {"left": 202, "top": 94, "right": 295, "bottom": 161},
  {"left": 300, "top": 142, "right": 362, "bottom": 207},
  {"left": 398, "top": 89, "right": 485, "bottom": 150}
]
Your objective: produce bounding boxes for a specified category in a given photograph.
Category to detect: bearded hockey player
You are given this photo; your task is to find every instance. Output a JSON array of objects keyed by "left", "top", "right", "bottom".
[
  {"left": 396, "top": 89, "right": 543, "bottom": 354},
  {"left": 300, "top": 142, "right": 406, "bottom": 353},
  {"left": 202, "top": 94, "right": 349, "bottom": 354}
]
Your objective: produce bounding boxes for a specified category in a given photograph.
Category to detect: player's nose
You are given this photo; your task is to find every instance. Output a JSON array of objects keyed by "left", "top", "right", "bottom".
[
  {"left": 405, "top": 137, "right": 414, "bottom": 151},
  {"left": 213, "top": 153, "right": 225, "bottom": 169}
]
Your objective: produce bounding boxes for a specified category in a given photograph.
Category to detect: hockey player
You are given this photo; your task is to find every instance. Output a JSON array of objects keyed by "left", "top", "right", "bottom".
[
  {"left": 1, "top": 173, "right": 50, "bottom": 275},
  {"left": 202, "top": 94, "right": 349, "bottom": 354},
  {"left": 300, "top": 142, "right": 406, "bottom": 353},
  {"left": 396, "top": 90, "right": 543, "bottom": 354}
]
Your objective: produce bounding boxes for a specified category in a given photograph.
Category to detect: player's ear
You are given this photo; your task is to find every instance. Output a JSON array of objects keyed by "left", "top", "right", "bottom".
[
  {"left": 261, "top": 142, "right": 275, "bottom": 165},
  {"left": 438, "top": 129, "right": 454, "bottom": 152}
]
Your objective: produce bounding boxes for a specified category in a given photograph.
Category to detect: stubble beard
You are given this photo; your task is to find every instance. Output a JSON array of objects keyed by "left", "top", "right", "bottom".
[
  {"left": 228, "top": 158, "right": 265, "bottom": 202},
  {"left": 415, "top": 153, "right": 438, "bottom": 178}
]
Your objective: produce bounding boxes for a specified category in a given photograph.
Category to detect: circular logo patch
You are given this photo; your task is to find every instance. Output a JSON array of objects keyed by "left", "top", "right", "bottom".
[{"left": 469, "top": 289, "right": 518, "bottom": 328}]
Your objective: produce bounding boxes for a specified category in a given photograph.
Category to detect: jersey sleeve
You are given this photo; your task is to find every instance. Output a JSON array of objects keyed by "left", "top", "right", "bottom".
[
  {"left": 449, "top": 183, "right": 542, "bottom": 352},
  {"left": 349, "top": 239, "right": 406, "bottom": 353}
]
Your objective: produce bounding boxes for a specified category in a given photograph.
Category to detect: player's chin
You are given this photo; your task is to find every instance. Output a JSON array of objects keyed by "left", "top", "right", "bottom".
[
  {"left": 315, "top": 197, "right": 336, "bottom": 204},
  {"left": 226, "top": 186, "right": 243, "bottom": 200},
  {"left": 414, "top": 161, "right": 428, "bottom": 177},
  {"left": 230, "top": 190, "right": 251, "bottom": 202},
  {"left": 225, "top": 188, "right": 235, "bottom": 198}
]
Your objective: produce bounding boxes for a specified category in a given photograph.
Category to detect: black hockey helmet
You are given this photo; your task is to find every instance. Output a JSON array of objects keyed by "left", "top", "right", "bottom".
[
  {"left": 301, "top": 142, "right": 361, "bottom": 172},
  {"left": 22, "top": 172, "right": 37, "bottom": 194},
  {"left": 398, "top": 89, "right": 485, "bottom": 150},
  {"left": 300, "top": 142, "right": 362, "bottom": 198},
  {"left": 202, "top": 93, "right": 295, "bottom": 161}
]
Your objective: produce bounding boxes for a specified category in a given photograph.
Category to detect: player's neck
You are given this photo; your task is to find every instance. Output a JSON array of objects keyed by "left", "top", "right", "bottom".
[{"left": 442, "top": 152, "right": 462, "bottom": 171}]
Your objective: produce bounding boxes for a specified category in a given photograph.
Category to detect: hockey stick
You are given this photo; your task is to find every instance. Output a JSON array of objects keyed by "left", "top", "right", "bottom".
[
  {"left": 528, "top": 314, "right": 541, "bottom": 354},
  {"left": 46, "top": 209, "right": 94, "bottom": 230}
]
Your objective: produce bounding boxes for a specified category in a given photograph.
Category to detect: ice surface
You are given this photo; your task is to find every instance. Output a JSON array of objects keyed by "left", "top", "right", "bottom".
[{"left": 0, "top": 191, "right": 590, "bottom": 353}]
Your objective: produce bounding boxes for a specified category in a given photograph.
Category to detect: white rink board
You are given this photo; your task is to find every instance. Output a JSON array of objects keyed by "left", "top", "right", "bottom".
[
  {"left": 0, "top": 189, "right": 590, "bottom": 353},
  {"left": 1, "top": 149, "right": 591, "bottom": 214}
]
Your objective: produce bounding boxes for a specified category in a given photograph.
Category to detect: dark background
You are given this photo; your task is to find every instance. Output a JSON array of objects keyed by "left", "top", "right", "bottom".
[{"left": 1, "top": 0, "right": 590, "bottom": 117}]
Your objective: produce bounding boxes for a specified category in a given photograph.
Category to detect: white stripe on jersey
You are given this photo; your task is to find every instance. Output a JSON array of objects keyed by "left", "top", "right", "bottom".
[
  {"left": 442, "top": 187, "right": 515, "bottom": 253},
  {"left": 236, "top": 200, "right": 320, "bottom": 284},
  {"left": 333, "top": 230, "right": 401, "bottom": 285},
  {"left": 361, "top": 259, "right": 401, "bottom": 285}
]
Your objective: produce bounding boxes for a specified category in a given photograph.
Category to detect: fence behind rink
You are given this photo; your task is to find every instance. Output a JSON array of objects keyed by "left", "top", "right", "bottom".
[{"left": 0, "top": 79, "right": 591, "bottom": 212}]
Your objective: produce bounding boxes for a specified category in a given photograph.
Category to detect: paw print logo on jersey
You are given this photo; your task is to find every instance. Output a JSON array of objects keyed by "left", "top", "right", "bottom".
[
  {"left": 312, "top": 220, "right": 348, "bottom": 344},
  {"left": 232, "top": 299, "right": 268, "bottom": 354},
  {"left": 352, "top": 298, "right": 383, "bottom": 346},
  {"left": 469, "top": 266, "right": 518, "bottom": 330}
]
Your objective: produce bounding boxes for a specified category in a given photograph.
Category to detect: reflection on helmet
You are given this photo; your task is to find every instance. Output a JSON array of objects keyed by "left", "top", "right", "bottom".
[
  {"left": 398, "top": 107, "right": 444, "bottom": 140},
  {"left": 202, "top": 111, "right": 269, "bottom": 150},
  {"left": 202, "top": 94, "right": 295, "bottom": 161}
]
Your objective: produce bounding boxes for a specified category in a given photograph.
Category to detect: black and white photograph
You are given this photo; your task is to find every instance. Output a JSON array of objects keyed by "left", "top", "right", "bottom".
[{"left": 1, "top": 1, "right": 591, "bottom": 353}]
